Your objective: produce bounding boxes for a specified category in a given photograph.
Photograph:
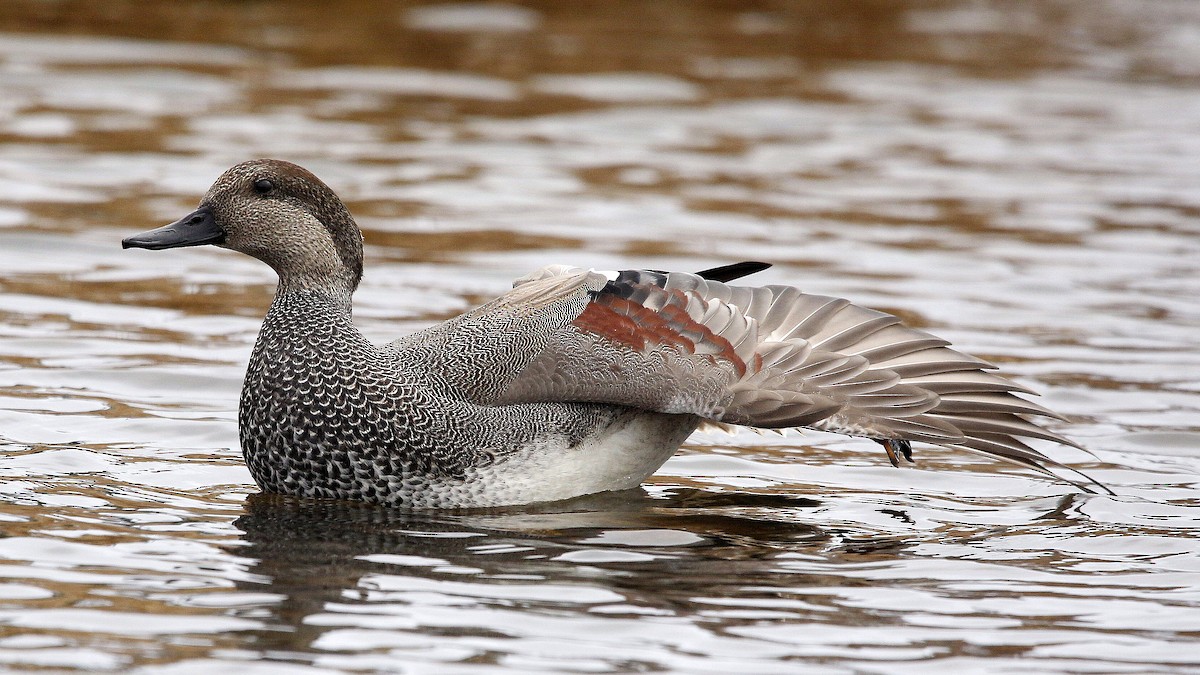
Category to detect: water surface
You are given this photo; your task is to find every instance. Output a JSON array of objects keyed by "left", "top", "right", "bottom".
[{"left": 0, "top": 1, "right": 1198, "bottom": 672}]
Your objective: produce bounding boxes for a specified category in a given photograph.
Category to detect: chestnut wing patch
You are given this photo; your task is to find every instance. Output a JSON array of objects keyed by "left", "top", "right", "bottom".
[{"left": 572, "top": 289, "right": 747, "bottom": 376}]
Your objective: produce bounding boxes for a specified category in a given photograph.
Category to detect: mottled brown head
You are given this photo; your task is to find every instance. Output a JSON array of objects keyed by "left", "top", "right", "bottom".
[{"left": 123, "top": 159, "right": 364, "bottom": 294}]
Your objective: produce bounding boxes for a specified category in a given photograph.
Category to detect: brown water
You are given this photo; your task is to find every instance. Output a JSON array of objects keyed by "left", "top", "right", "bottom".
[{"left": 1, "top": 0, "right": 1198, "bottom": 672}]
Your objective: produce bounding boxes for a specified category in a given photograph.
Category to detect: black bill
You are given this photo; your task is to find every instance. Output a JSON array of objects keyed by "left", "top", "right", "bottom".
[{"left": 122, "top": 206, "right": 225, "bottom": 250}]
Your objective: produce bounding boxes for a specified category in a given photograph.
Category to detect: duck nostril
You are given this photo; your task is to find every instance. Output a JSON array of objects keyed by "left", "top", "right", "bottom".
[{"left": 187, "top": 214, "right": 205, "bottom": 226}]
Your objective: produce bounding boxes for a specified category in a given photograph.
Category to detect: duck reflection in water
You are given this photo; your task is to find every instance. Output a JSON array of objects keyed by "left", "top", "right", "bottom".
[{"left": 230, "top": 489, "right": 830, "bottom": 646}]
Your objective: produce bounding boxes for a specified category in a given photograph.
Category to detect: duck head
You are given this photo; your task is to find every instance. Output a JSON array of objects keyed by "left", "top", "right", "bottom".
[{"left": 122, "top": 159, "right": 364, "bottom": 294}]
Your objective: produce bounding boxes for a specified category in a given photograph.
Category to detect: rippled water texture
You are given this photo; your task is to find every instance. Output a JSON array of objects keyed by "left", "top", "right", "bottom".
[{"left": 0, "top": 1, "right": 1198, "bottom": 672}]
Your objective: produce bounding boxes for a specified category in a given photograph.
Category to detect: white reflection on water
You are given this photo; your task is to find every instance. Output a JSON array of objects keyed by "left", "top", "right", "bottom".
[
  {"left": 0, "top": 1, "right": 1199, "bottom": 672},
  {"left": 404, "top": 3, "right": 543, "bottom": 34},
  {"left": 530, "top": 73, "right": 702, "bottom": 102},
  {"left": 275, "top": 67, "right": 521, "bottom": 101}
]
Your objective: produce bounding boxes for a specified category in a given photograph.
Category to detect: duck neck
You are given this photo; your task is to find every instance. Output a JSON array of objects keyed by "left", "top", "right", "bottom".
[
  {"left": 280, "top": 274, "right": 351, "bottom": 307},
  {"left": 259, "top": 284, "right": 363, "bottom": 355},
  {"left": 274, "top": 268, "right": 358, "bottom": 303}
]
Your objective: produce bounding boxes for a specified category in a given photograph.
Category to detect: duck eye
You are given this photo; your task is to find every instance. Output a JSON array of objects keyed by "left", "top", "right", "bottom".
[{"left": 253, "top": 178, "right": 274, "bottom": 195}]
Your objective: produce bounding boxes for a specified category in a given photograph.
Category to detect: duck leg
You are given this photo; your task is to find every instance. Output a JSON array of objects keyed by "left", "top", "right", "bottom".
[{"left": 876, "top": 438, "right": 914, "bottom": 467}]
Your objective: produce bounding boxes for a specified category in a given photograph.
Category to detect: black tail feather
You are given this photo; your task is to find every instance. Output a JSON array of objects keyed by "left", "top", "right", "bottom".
[{"left": 694, "top": 261, "right": 772, "bottom": 283}]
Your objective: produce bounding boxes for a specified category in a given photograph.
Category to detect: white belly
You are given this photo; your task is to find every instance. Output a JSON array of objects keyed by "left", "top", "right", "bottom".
[{"left": 440, "top": 411, "right": 700, "bottom": 507}]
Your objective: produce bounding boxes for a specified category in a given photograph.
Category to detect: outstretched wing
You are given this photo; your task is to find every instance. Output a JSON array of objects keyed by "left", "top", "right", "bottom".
[{"left": 485, "top": 264, "right": 1104, "bottom": 493}]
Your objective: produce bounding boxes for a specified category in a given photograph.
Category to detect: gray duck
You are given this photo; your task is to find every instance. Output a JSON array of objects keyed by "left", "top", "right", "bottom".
[{"left": 122, "top": 159, "right": 1106, "bottom": 507}]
